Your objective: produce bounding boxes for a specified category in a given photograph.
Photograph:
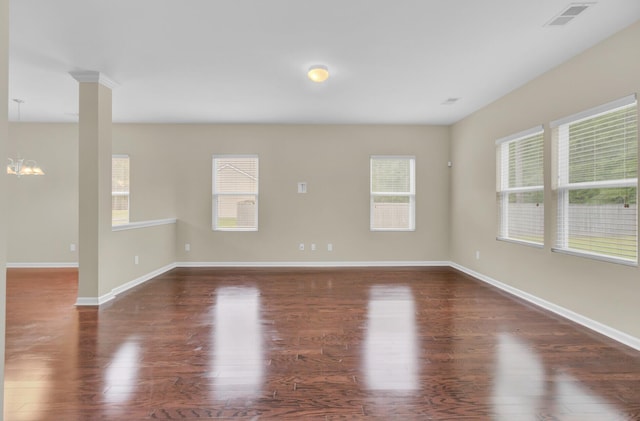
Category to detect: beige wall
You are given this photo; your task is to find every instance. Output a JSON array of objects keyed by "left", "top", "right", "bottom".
[
  {"left": 450, "top": 20, "right": 640, "bottom": 338},
  {"left": 101, "top": 223, "right": 176, "bottom": 296},
  {"left": 5, "top": 122, "right": 178, "bottom": 299},
  {"left": 7, "top": 124, "right": 78, "bottom": 263},
  {"left": 113, "top": 124, "right": 177, "bottom": 221},
  {"left": 166, "top": 124, "right": 450, "bottom": 263},
  {"left": 5, "top": 123, "right": 178, "bottom": 265},
  {"left": 7, "top": 124, "right": 450, "bottom": 265}
]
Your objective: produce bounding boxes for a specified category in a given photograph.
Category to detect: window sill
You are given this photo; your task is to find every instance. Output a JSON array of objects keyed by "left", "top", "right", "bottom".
[
  {"left": 496, "top": 237, "right": 544, "bottom": 249},
  {"left": 112, "top": 218, "right": 177, "bottom": 232},
  {"left": 213, "top": 228, "right": 258, "bottom": 232},
  {"left": 551, "top": 247, "right": 638, "bottom": 267},
  {"left": 370, "top": 229, "right": 416, "bottom": 232}
]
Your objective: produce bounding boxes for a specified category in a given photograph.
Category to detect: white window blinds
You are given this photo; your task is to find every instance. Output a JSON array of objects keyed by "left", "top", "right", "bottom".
[
  {"left": 112, "top": 155, "right": 130, "bottom": 226},
  {"left": 496, "top": 126, "right": 544, "bottom": 245},
  {"left": 213, "top": 155, "right": 259, "bottom": 231},
  {"left": 553, "top": 94, "right": 638, "bottom": 263},
  {"left": 370, "top": 156, "right": 415, "bottom": 231}
]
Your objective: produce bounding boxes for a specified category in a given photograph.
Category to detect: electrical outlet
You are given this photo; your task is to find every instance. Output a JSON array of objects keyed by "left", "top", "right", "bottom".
[
  {"left": 135, "top": 255, "right": 139, "bottom": 265},
  {"left": 311, "top": 243, "right": 316, "bottom": 251},
  {"left": 299, "top": 243, "right": 305, "bottom": 251},
  {"left": 70, "top": 243, "right": 76, "bottom": 252},
  {"left": 327, "top": 243, "right": 333, "bottom": 252},
  {"left": 475, "top": 250, "right": 480, "bottom": 260},
  {"left": 185, "top": 243, "right": 191, "bottom": 252}
]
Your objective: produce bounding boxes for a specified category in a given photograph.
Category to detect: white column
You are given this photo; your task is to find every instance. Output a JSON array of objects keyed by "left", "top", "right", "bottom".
[{"left": 70, "top": 71, "right": 117, "bottom": 304}]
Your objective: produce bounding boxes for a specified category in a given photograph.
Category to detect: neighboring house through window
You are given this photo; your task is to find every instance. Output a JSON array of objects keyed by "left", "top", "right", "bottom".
[
  {"left": 213, "top": 155, "right": 259, "bottom": 231},
  {"left": 370, "top": 156, "right": 415, "bottom": 231}
]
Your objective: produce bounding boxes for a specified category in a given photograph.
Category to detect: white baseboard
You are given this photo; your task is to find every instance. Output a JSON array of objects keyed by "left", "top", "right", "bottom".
[
  {"left": 76, "top": 291, "right": 116, "bottom": 306},
  {"left": 75, "top": 263, "right": 177, "bottom": 307},
  {"left": 111, "top": 263, "right": 177, "bottom": 296},
  {"left": 7, "top": 262, "right": 78, "bottom": 268},
  {"left": 176, "top": 260, "right": 450, "bottom": 268},
  {"left": 75, "top": 297, "right": 99, "bottom": 306},
  {"left": 450, "top": 262, "right": 640, "bottom": 352}
]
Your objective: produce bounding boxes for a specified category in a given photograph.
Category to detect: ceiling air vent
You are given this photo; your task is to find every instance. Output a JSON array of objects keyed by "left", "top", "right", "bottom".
[
  {"left": 545, "top": 3, "right": 595, "bottom": 26},
  {"left": 441, "top": 98, "right": 460, "bottom": 106}
]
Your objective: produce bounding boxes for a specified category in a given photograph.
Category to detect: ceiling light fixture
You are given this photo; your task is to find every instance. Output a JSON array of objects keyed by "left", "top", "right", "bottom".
[
  {"left": 6, "top": 99, "right": 45, "bottom": 177},
  {"left": 308, "top": 65, "right": 329, "bottom": 83}
]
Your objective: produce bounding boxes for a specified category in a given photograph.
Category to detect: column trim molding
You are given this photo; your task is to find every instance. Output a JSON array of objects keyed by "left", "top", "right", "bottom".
[{"left": 69, "top": 70, "right": 119, "bottom": 89}]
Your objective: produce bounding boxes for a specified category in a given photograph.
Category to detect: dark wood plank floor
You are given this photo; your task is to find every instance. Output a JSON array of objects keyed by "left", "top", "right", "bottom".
[{"left": 5, "top": 267, "right": 640, "bottom": 420}]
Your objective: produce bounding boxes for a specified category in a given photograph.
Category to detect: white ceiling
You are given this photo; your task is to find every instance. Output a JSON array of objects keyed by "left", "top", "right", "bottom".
[{"left": 8, "top": 0, "right": 640, "bottom": 124}]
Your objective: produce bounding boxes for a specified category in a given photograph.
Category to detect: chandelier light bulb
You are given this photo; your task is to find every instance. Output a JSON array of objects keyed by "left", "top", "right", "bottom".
[{"left": 6, "top": 99, "right": 46, "bottom": 177}]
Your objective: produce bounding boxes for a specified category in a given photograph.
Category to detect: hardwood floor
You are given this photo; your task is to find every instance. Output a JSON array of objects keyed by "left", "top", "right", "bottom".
[{"left": 5, "top": 267, "right": 640, "bottom": 420}]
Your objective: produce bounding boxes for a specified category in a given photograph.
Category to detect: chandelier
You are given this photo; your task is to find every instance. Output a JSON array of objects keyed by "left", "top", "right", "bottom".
[
  {"left": 7, "top": 158, "right": 45, "bottom": 176},
  {"left": 6, "top": 99, "right": 45, "bottom": 177}
]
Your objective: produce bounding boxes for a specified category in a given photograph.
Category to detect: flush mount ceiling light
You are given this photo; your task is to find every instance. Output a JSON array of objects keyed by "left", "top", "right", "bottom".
[{"left": 307, "top": 65, "right": 329, "bottom": 83}]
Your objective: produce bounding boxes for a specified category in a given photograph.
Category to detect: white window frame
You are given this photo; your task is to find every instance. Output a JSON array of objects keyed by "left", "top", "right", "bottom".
[
  {"left": 212, "top": 154, "right": 259, "bottom": 232},
  {"left": 551, "top": 94, "right": 638, "bottom": 265},
  {"left": 370, "top": 155, "right": 416, "bottom": 231},
  {"left": 496, "top": 126, "right": 544, "bottom": 247},
  {"left": 112, "top": 154, "right": 130, "bottom": 226}
]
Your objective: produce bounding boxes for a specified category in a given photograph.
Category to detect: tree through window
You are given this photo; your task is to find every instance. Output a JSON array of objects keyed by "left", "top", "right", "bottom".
[{"left": 553, "top": 95, "right": 638, "bottom": 263}]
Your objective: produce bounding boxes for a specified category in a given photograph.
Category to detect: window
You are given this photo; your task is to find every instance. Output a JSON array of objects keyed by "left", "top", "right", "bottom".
[
  {"left": 213, "top": 155, "right": 259, "bottom": 231},
  {"left": 496, "top": 126, "right": 544, "bottom": 246},
  {"left": 370, "top": 156, "right": 415, "bottom": 231},
  {"left": 112, "top": 155, "right": 130, "bottom": 226},
  {"left": 552, "top": 94, "right": 638, "bottom": 263}
]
